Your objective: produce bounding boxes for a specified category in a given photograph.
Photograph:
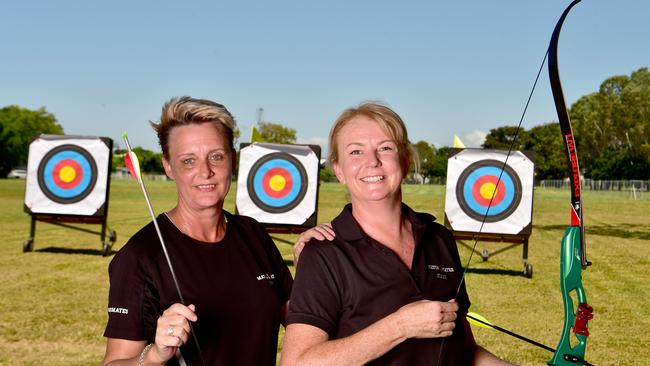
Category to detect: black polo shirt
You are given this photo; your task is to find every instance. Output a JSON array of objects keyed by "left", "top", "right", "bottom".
[
  {"left": 104, "top": 212, "right": 292, "bottom": 366},
  {"left": 287, "top": 204, "right": 475, "bottom": 365}
]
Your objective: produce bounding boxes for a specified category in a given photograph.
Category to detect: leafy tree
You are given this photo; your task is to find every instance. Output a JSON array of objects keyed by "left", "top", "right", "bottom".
[
  {"left": 520, "top": 123, "right": 566, "bottom": 179},
  {"left": 590, "top": 147, "right": 649, "bottom": 180},
  {"left": 112, "top": 147, "right": 164, "bottom": 174},
  {"left": 258, "top": 122, "right": 297, "bottom": 144},
  {"left": 0, "top": 105, "right": 64, "bottom": 177},
  {"left": 132, "top": 147, "right": 164, "bottom": 174},
  {"left": 319, "top": 165, "right": 337, "bottom": 182},
  {"left": 430, "top": 146, "right": 450, "bottom": 179},
  {"left": 407, "top": 141, "right": 449, "bottom": 182},
  {"left": 482, "top": 126, "right": 526, "bottom": 150},
  {"left": 412, "top": 140, "right": 434, "bottom": 182},
  {"left": 571, "top": 67, "right": 650, "bottom": 178}
]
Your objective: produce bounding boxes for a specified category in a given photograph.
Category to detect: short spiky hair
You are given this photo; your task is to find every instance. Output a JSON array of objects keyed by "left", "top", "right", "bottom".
[{"left": 150, "top": 96, "right": 236, "bottom": 158}]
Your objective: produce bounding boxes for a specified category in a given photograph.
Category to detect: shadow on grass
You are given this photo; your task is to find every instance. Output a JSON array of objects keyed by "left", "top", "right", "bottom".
[
  {"left": 534, "top": 224, "right": 650, "bottom": 240},
  {"left": 35, "top": 246, "right": 115, "bottom": 256}
]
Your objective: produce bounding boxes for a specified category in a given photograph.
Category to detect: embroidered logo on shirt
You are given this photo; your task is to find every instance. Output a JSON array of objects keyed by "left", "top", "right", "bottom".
[
  {"left": 256, "top": 273, "right": 275, "bottom": 281},
  {"left": 427, "top": 264, "right": 454, "bottom": 280},
  {"left": 108, "top": 307, "right": 129, "bottom": 315}
]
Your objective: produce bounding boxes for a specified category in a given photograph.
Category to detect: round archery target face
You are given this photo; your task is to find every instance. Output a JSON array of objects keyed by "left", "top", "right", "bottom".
[
  {"left": 445, "top": 149, "right": 534, "bottom": 235},
  {"left": 37, "top": 144, "right": 98, "bottom": 204},
  {"left": 237, "top": 143, "right": 320, "bottom": 226},
  {"left": 455, "top": 159, "right": 522, "bottom": 223},
  {"left": 247, "top": 152, "right": 308, "bottom": 213},
  {"left": 25, "top": 136, "right": 111, "bottom": 216}
]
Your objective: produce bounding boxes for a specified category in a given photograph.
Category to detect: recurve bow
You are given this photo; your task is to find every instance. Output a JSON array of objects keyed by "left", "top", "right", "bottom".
[{"left": 547, "top": 0, "right": 594, "bottom": 364}]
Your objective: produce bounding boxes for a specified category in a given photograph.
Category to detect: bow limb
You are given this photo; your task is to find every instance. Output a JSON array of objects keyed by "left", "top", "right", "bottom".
[{"left": 547, "top": 1, "right": 594, "bottom": 365}]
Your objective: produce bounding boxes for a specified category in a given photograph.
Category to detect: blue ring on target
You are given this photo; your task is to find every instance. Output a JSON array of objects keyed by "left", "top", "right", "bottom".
[
  {"left": 37, "top": 144, "right": 98, "bottom": 204},
  {"left": 455, "top": 159, "right": 522, "bottom": 223},
  {"left": 247, "top": 152, "right": 308, "bottom": 213}
]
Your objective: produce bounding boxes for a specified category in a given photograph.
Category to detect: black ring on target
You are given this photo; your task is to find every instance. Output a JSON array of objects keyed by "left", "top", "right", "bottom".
[
  {"left": 246, "top": 152, "right": 308, "bottom": 213},
  {"left": 455, "top": 159, "right": 522, "bottom": 223},
  {"left": 37, "top": 144, "right": 98, "bottom": 204}
]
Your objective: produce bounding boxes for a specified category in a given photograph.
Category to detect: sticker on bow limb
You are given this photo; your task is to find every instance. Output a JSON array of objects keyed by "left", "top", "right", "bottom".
[
  {"left": 24, "top": 136, "right": 111, "bottom": 216},
  {"left": 445, "top": 149, "right": 534, "bottom": 235},
  {"left": 236, "top": 143, "right": 320, "bottom": 226}
]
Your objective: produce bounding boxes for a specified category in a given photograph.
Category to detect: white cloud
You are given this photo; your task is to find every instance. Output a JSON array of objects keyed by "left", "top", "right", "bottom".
[{"left": 464, "top": 130, "right": 487, "bottom": 147}]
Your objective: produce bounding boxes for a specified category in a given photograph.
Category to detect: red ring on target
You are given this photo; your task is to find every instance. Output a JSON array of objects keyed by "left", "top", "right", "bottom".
[
  {"left": 262, "top": 167, "right": 293, "bottom": 198},
  {"left": 471, "top": 175, "right": 506, "bottom": 206},
  {"left": 455, "top": 159, "right": 522, "bottom": 223},
  {"left": 52, "top": 159, "right": 83, "bottom": 189}
]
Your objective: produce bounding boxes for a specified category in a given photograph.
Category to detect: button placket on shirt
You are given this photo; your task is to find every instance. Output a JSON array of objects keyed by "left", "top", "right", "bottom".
[{"left": 367, "top": 237, "right": 422, "bottom": 300}]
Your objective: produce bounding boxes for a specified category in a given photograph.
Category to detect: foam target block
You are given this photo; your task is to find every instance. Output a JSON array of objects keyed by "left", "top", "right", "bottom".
[
  {"left": 24, "top": 135, "right": 112, "bottom": 216},
  {"left": 236, "top": 143, "right": 320, "bottom": 226},
  {"left": 444, "top": 148, "right": 534, "bottom": 235}
]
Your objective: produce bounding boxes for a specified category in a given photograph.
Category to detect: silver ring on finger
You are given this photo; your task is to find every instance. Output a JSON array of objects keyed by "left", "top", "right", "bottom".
[{"left": 166, "top": 326, "right": 174, "bottom": 336}]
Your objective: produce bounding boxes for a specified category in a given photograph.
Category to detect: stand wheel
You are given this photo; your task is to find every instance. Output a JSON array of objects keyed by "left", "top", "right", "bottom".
[
  {"left": 23, "top": 238, "right": 34, "bottom": 253},
  {"left": 481, "top": 249, "right": 489, "bottom": 261},
  {"left": 102, "top": 242, "right": 112, "bottom": 257},
  {"left": 108, "top": 230, "right": 117, "bottom": 243},
  {"left": 523, "top": 263, "right": 533, "bottom": 278}
]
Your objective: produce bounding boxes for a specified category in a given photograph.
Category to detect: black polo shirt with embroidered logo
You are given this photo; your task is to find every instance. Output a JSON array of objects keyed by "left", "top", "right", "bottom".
[
  {"left": 104, "top": 212, "right": 292, "bottom": 366},
  {"left": 287, "top": 203, "right": 476, "bottom": 365}
]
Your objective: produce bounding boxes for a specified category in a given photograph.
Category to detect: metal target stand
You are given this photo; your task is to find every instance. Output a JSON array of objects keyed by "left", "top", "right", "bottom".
[
  {"left": 22, "top": 135, "right": 117, "bottom": 256},
  {"left": 445, "top": 223, "right": 534, "bottom": 278},
  {"left": 23, "top": 213, "right": 117, "bottom": 256}
]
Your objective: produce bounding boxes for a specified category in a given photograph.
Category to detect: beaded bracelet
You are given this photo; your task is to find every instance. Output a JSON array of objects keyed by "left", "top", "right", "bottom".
[{"left": 138, "top": 343, "right": 154, "bottom": 366}]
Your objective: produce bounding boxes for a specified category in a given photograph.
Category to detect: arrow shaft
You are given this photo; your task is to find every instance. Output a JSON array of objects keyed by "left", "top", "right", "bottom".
[
  {"left": 466, "top": 314, "right": 555, "bottom": 353},
  {"left": 123, "top": 134, "right": 206, "bottom": 366}
]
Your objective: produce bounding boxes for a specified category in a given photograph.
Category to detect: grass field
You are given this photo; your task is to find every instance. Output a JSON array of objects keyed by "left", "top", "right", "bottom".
[{"left": 1, "top": 179, "right": 649, "bottom": 365}]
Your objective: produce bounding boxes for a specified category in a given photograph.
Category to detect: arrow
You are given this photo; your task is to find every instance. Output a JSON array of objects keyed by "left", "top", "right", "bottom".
[{"left": 465, "top": 312, "right": 594, "bottom": 366}]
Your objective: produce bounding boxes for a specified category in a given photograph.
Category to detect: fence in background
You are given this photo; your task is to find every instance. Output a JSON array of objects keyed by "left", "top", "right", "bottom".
[
  {"left": 111, "top": 171, "right": 169, "bottom": 181},
  {"left": 537, "top": 179, "right": 649, "bottom": 191}
]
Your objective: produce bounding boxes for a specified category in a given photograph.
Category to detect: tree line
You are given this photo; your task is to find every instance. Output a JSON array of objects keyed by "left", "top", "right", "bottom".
[
  {"left": 414, "top": 67, "right": 650, "bottom": 182},
  {"left": 2, "top": 68, "right": 648, "bottom": 181},
  {"left": 482, "top": 67, "right": 649, "bottom": 180}
]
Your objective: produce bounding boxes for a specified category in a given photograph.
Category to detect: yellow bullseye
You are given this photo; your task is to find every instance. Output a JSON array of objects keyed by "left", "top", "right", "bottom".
[
  {"left": 480, "top": 182, "right": 498, "bottom": 200},
  {"left": 59, "top": 166, "right": 77, "bottom": 183},
  {"left": 269, "top": 175, "right": 286, "bottom": 191}
]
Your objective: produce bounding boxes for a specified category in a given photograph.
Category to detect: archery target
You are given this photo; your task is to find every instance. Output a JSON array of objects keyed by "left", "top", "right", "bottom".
[
  {"left": 456, "top": 159, "right": 522, "bottom": 223},
  {"left": 25, "top": 135, "right": 111, "bottom": 216},
  {"left": 37, "top": 144, "right": 98, "bottom": 204},
  {"left": 237, "top": 143, "right": 319, "bottom": 225},
  {"left": 247, "top": 152, "right": 308, "bottom": 213},
  {"left": 445, "top": 149, "right": 534, "bottom": 235}
]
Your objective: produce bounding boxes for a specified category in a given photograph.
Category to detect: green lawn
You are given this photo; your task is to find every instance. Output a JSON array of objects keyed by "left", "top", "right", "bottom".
[{"left": 0, "top": 179, "right": 648, "bottom": 365}]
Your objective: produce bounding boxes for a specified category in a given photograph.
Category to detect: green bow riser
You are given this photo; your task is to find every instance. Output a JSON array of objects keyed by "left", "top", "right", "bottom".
[{"left": 548, "top": 226, "right": 590, "bottom": 366}]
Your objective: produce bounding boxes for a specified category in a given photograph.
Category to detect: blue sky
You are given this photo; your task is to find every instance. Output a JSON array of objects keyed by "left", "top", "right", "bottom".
[{"left": 1, "top": 0, "right": 647, "bottom": 153}]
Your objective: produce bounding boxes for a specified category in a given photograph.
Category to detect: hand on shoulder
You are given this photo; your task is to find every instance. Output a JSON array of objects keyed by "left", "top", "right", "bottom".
[{"left": 293, "top": 223, "right": 335, "bottom": 266}]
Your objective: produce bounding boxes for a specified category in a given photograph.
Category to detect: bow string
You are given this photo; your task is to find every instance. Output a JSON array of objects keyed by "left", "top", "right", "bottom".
[{"left": 437, "top": 1, "right": 594, "bottom": 365}]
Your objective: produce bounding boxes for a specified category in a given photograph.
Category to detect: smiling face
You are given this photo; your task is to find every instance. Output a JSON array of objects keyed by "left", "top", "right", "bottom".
[
  {"left": 162, "top": 123, "right": 234, "bottom": 212},
  {"left": 332, "top": 115, "right": 406, "bottom": 204}
]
